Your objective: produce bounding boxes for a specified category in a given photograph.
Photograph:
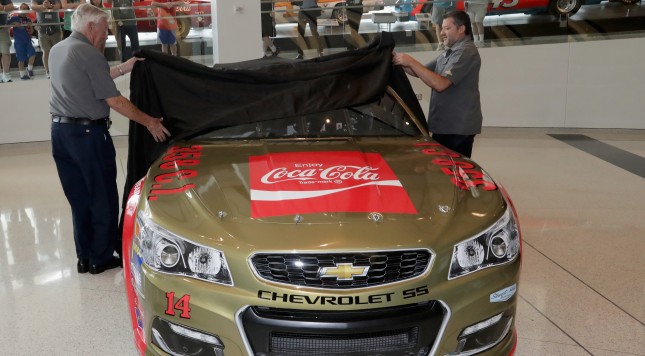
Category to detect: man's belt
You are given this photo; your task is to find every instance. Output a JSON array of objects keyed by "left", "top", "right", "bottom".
[{"left": 52, "top": 115, "right": 111, "bottom": 128}]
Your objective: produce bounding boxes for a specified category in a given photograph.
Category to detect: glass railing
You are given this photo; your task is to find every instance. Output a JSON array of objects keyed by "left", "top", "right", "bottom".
[
  {"left": 268, "top": 0, "right": 645, "bottom": 56},
  {"left": 0, "top": 0, "right": 643, "bottom": 76}
]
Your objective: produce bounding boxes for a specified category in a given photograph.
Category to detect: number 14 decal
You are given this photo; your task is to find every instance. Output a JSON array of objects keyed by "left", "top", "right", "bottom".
[{"left": 165, "top": 292, "right": 191, "bottom": 319}]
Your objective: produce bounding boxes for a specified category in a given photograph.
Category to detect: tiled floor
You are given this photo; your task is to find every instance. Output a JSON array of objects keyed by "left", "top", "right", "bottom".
[{"left": 0, "top": 128, "right": 643, "bottom": 355}]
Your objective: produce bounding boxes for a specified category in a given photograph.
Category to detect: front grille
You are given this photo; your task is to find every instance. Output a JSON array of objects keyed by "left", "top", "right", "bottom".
[
  {"left": 242, "top": 303, "right": 443, "bottom": 356},
  {"left": 271, "top": 328, "right": 419, "bottom": 356},
  {"left": 250, "top": 250, "right": 431, "bottom": 289}
]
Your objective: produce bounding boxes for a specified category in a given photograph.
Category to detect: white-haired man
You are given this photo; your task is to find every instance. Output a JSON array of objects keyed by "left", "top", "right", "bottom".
[{"left": 49, "top": 3, "right": 170, "bottom": 275}]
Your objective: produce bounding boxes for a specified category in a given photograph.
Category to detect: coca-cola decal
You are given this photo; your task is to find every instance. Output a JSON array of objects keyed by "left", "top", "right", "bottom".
[{"left": 249, "top": 151, "right": 417, "bottom": 218}]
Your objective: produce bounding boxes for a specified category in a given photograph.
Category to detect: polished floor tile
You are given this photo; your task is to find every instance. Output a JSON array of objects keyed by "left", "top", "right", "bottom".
[{"left": 0, "top": 129, "right": 643, "bottom": 355}]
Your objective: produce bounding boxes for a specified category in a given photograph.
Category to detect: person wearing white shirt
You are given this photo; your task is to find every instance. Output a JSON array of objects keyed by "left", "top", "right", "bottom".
[{"left": 465, "top": 0, "right": 488, "bottom": 47}]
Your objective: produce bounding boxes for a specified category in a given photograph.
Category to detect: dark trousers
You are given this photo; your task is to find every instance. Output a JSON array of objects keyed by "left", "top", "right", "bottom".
[
  {"left": 345, "top": 7, "right": 363, "bottom": 49},
  {"left": 432, "top": 133, "right": 476, "bottom": 158},
  {"left": 297, "top": 11, "right": 322, "bottom": 55},
  {"left": 118, "top": 24, "right": 140, "bottom": 62},
  {"left": 52, "top": 122, "right": 119, "bottom": 265}
]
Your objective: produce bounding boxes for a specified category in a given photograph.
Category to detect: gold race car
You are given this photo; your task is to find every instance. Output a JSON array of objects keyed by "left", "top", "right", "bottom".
[{"left": 121, "top": 34, "right": 521, "bottom": 356}]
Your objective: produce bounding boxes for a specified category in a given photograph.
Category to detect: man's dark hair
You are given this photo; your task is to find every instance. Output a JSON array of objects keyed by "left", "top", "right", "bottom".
[{"left": 443, "top": 10, "right": 473, "bottom": 38}]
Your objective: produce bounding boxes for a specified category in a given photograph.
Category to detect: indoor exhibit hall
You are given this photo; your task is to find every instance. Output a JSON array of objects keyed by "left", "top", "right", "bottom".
[
  {"left": 0, "top": 0, "right": 644, "bottom": 355},
  {"left": 0, "top": 128, "right": 644, "bottom": 355}
]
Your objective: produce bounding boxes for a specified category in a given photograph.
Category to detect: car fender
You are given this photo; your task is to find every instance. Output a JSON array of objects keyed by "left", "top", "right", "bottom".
[{"left": 122, "top": 178, "right": 147, "bottom": 356}]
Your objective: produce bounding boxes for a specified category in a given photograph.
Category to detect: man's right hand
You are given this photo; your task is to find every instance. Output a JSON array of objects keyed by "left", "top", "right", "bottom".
[{"left": 146, "top": 117, "right": 171, "bottom": 142}]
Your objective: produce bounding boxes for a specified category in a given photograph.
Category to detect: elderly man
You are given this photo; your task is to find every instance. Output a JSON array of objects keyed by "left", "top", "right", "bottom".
[
  {"left": 393, "top": 10, "right": 482, "bottom": 158},
  {"left": 49, "top": 3, "right": 170, "bottom": 275}
]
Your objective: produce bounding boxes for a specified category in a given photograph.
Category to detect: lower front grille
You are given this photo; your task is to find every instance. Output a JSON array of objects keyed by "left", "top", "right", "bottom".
[
  {"left": 242, "top": 302, "right": 443, "bottom": 356},
  {"left": 271, "top": 328, "right": 419, "bottom": 356}
]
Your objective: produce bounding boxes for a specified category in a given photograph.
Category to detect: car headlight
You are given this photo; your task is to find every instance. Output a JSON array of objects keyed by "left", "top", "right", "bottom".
[
  {"left": 136, "top": 212, "right": 233, "bottom": 286},
  {"left": 449, "top": 207, "right": 520, "bottom": 280}
]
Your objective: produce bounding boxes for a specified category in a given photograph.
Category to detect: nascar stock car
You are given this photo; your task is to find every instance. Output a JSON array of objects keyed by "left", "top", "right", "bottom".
[
  {"left": 274, "top": 0, "right": 351, "bottom": 24},
  {"left": 407, "top": 0, "right": 629, "bottom": 18},
  {"left": 120, "top": 33, "right": 522, "bottom": 356}
]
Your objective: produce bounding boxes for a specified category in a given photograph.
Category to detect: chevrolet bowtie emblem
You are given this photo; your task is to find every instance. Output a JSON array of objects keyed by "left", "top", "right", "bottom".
[{"left": 319, "top": 263, "right": 370, "bottom": 281}]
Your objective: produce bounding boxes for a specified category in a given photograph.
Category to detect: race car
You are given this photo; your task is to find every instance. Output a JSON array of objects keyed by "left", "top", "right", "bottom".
[
  {"left": 104, "top": 0, "right": 212, "bottom": 38},
  {"left": 121, "top": 33, "right": 522, "bottom": 356},
  {"left": 273, "top": 0, "right": 362, "bottom": 24},
  {"left": 408, "top": 0, "right": 629, "bottom": 17}
]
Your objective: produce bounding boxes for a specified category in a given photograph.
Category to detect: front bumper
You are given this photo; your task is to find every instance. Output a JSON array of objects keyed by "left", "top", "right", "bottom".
[
  {"left": 130, "top": 262, "right": 519, "bottom": 356},
  {"left": 240, "top": 303, "right": 443, "bottom": 355}
]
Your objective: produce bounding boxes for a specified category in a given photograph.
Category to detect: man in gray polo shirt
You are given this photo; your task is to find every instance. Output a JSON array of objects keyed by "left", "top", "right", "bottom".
[
  {"left": 393, "top": 10, "right": 482, "bottom": 158},
  {"left": 49, "top": 3, "right": 170, "bottom": 275}
]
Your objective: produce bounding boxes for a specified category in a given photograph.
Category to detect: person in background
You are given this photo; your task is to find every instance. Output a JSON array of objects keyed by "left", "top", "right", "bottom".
[
  {"left": 8, "top": 3, "right": 37, "bottom": 80},
  {"left": 61, "top": 0, "right": 81, "bottom": 37},
  {"left": 107, "top": 0, "right": 139, "bottom": 61},
  {"left": 88, "top": 0, "right": 123, "bottom": 59},
  {"left": 465, "top": 0, "right": 487, "bottom": 47},
  {"left": 0, "top": 0, "right": 15, "bottom": 82},
  {"left": 88, "top": 0, "right": 107, "bottom": 14},
  {"left": 32, "top": 0, "right": 63, "bottom": 78},
  {"left": 152, "top": 0, "right": 186, "bottom": 56},
  {"left": 345, "top": 0, "right": 364, "bottom": 50},
  {"left": 431, "top": 0, "right": 454, "bottom": 51},
  {"left": 393, "top": 11, "right": 482, "bottom": 158},
  {"left": 295, "top": 0, "right": 322, "bottom": 59},
  {"left": 261, "top": 0, "right": 279, "bottom": 57},
  {"left": 49, "top": 3, "right": 170, "bottom": 275}
]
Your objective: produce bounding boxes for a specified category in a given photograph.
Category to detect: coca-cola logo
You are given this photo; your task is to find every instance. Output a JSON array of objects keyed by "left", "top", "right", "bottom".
[
  {"left": 249, "top": 151, "right": 417, "bottom": 218},
  {"left": 261, "top": 165, "right": 380, "bottom": 184}
]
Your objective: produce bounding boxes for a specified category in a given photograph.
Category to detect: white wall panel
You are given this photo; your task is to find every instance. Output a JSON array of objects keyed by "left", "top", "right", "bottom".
[
  {"left": 565, "top": 37, "right": 645, "bottom": 129},
  {"left": 1, "top": 37, "right": 643, "bottom": 144}
]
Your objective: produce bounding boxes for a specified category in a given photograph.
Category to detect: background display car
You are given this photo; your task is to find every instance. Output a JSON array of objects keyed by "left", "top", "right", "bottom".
[
  {"left": 104, "top": 0, "right": 211, "bottom": 38},
  {"left": 405, "top": 0, "right": 633, "bottom": 17},
  {"left": 9, "top": 0, "right": 211, "bottom": 38},
  {"left": 274, "top": 0, "right": 348, "bottom": 23},
  {"left": 121, "top": 34, "right": 521, "bottom": 356},
  {"left": 274, "top": 0, "right": 375, "bottom": 24}
]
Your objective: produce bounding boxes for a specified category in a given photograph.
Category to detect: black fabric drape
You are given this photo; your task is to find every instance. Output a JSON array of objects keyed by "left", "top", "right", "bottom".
[{"left": 120, "top": 32, "right": 425, "bottom": 216}]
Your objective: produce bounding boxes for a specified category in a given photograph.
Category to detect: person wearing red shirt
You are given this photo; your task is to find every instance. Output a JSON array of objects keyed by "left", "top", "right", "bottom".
[{"left": 151, "top": 0, "right": 186, "bottom": 56}]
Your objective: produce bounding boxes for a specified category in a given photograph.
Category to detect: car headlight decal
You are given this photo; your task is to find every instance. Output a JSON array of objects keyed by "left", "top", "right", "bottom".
[
  {"left": 188, "top": 246, "right": 223, "bottom": 275},
  {"left": 450, "top": 309, "right": 515, "bottom": 355},
  {"left": 137, "top": 212, "right": 233, "bottom": 286},
  {"left": 455, "top": 240, "right": 485, "bottom": 268},
  {"left": 152, "top": 317, "right": 225, "bottom": 356},
  {"left": 449, "top": 207, "right": 520, "bottom": 280},
  {"left": 158, "top": 240, "right": 181, "bottom": 268}
]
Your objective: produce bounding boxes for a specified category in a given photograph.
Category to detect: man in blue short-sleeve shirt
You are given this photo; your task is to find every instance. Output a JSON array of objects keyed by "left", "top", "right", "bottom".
[
  {"left": 49, "top": 3, "right": 170, "bottom": 275},
  {"left": 393, "top": 10, "right": 482, "bottom": 158}
]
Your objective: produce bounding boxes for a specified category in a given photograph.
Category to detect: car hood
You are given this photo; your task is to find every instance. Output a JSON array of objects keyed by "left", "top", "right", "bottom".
[{"left": 142, "top": 138, "right": 506, "bottom": 250}]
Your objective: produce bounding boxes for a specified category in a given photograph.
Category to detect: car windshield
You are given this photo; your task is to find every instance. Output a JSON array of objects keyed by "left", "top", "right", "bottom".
[{"left": 196, "top": 90, "right": 423, "bottom": 140}]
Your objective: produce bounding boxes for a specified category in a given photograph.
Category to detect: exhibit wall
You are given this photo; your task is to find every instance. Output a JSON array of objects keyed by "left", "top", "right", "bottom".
[
  {"left": 1, "top": 36, "right": 644, "bottom": 145},
  {"left": 408, "top": 36, "right": 645, "bottom": 130}
]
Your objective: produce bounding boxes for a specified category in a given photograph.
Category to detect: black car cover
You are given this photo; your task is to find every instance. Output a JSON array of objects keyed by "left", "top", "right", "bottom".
[{"left": 119, "top": 32, "right": 425, "bottom": 235}]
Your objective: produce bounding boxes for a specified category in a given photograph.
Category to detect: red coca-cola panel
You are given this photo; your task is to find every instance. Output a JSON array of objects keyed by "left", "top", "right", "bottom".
[{"left": 249, "top": 151, "right": 418, "bottom": 218}]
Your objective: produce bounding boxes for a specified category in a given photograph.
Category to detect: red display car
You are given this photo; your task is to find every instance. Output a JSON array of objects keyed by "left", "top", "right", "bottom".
[{"left": 104, "top": 0, "right": 212, "bottom": 38}]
